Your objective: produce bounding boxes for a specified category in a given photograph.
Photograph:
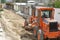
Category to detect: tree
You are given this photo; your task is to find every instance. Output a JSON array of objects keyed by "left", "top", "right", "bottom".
[
  {"left": 1, "top": 0, "right": 6, "bottom": 3},
  {"left": 53, "top": 1, "right": 60, "bottom": 8},
  {"left": 15, "top": 0, "right": 27, "bottom": 3}
]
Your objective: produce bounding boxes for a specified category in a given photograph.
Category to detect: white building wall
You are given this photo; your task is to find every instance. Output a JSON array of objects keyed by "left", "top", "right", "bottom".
[
  {"left": 29, "top": 0, "right": 50, "bottom": 4},
  {"left": 28, "top": 0, "right": 55, "bottom": 3},
  {"left": 14, "top": 5, "right": 19, "bottom": 11},
  {"left": 54, "top": 8, "right": 60, "bottom": 23}
]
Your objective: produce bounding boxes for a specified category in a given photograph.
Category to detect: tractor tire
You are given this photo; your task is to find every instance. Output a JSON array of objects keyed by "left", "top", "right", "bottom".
[
  {"left": 37, "top": 30, "right": 44, "bottom": 40},
  {"left": 44, "top": 38, "right": 49, "bottom": 40},
  {"left": 33, "top": 26, "right": 39, "bottom": 37},
  {"left": 57, "top": 37, "right": 60, "bottom": 40}
]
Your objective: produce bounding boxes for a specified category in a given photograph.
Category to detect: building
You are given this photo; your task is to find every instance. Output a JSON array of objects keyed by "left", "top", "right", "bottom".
[
  {"left": 28, "top": 0, "right": 56, "bottom": 5},
  {"left": 0, "top": 0, "right": 14, "bottom": 3},
  {"left": 5, "top": 0, "right": 13, "bottom": 3}
]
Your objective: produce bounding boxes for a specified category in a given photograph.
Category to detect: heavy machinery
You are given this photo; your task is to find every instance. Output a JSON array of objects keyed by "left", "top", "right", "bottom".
[
  {"left": 32, "top": 6, "right": 60, "bottom": 40},
  {"left": 24, "top": 6, "right": 60, "bottom": 40}
]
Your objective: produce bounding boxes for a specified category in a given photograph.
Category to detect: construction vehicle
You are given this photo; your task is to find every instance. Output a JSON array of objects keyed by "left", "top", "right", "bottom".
[
  {"left": 23, "top": 0, "right": 60, "bottom": 40},
  {"left": 24, "top": 6, "right": 60, "bottom": 40},
  {"left": 32, "top": 6, "right": 60, "bottom": 40}
]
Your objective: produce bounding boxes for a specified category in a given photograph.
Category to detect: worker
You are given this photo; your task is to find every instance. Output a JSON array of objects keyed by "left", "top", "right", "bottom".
[{"left": 42, "top": 13, "right": 47, "bottom": 18}]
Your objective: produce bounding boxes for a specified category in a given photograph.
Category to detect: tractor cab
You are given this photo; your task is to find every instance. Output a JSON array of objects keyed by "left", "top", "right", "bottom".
[{"left": 36, "top": 7, "right": 59, "bottom": 32}]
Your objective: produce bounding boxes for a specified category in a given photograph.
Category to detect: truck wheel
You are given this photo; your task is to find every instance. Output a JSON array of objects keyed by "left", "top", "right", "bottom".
[
  {"left": 37, "top": 30, "right": 44, "bottom": 40},
  {"left": 33, "top": 26, "right": 38, "bottom": 37}
]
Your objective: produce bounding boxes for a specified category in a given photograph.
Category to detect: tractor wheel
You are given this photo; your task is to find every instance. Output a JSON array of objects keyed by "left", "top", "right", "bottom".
[
  {"left": 44, "top": 38, "right": 48, "bottom": 40},
  {"left": 57, "top": 37, "right": 60, "bottom": 40},
  {"left": 37, "top": 30, "right": 44, "bottom": 40},
  {"left": 33, "top": 26, "right": 38, "bottom": 37}
]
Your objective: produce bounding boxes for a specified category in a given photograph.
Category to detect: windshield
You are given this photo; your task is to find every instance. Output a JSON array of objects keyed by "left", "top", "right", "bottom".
[{"left": 41, "top": 10, "right": 52, "bottom": 18}]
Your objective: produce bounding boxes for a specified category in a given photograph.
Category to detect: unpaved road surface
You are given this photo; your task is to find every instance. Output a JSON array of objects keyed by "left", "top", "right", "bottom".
[{"left": 0, "top": 9, "right": 36, "bottom": 40}]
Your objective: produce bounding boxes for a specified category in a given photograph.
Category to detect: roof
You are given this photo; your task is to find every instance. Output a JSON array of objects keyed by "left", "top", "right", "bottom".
[
  {"left": 27, "top": 0, "right": 35, "bottom": 3},
  {"left": 35, "top": 6, "right": 54, "bottom": 10},
  {"left": 14, "top": 3, "right": 26, "bottom": 5}
]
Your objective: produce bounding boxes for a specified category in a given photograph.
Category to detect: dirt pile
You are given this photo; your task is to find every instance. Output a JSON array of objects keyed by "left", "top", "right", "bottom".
[{"left": 1, "top": 9, "right": 36, "bottom": 40}]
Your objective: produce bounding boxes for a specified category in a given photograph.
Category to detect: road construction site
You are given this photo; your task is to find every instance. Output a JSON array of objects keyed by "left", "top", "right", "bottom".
[{"left": 0, "top": 0, "right": 60, "bottom": 40}]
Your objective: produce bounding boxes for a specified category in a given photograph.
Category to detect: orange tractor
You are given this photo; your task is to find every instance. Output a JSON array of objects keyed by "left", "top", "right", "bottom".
[{"left": 24, "top": 6, "right": 60, "bottom": 40}]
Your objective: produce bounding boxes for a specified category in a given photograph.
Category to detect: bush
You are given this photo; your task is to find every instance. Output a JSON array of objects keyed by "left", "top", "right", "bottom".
[{"left": 53, "top": 1, "right": 60, "bottom": 8}]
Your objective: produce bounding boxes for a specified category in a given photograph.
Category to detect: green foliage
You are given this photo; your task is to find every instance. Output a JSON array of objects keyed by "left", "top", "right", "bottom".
[
  {"left": 53, "top": 1, "right": 60, "bottom": 8},
  {"left": 1, "top": 0, "right": 6, "bottom": 3},
  {"left": 15, "top": 0, "right": 27, "bottom": 2}
]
